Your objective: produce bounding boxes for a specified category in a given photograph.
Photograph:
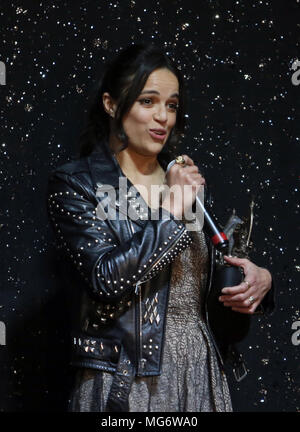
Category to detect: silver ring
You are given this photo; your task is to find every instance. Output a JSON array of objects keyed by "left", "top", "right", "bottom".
[
  {"left": 244, "top": 280, "right": 251, "bottom": 289},
  {"left": 248, "top": 295, "right": 255, "bottom": 304}
]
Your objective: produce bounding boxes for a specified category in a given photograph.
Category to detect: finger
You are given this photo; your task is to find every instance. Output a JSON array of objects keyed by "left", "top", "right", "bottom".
[
  {"left": 223, "top": 255, "right": 250, "bottom": 270},
  {"left": 231, "top": 301, "right": 259, "bottom": 315},
  {"left": 223, "top": 300, "right": 253, "bottom": 308},
  {"left": 189, "top": 175, "right": 206, "bottom": 187},
  {"left": 182, "top": 165, "right": 199, "bottom": 173},
  {"left": 221, "top": 281, "right": 253, "bottom": 295},
  {"left": 181, "top": 155, "right": 194, "bottom": 166},
  {"left": 223, "top": 295, "right": 259, "bottom": 309},
  {"left": 220, "top": 285, "right": 256, "bottom": 302},
  {"left": 186, "top": 173, "right": 205, "bottom": 184}
]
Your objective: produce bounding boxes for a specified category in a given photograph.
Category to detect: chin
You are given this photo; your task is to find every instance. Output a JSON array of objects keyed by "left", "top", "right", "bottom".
[
  {"left": 128, "top": 136, "right": 168, "bottom": 157},
  {"left": 148, "top": 138, "right": 167, "bottom": 153},
  {"left": 131, "top": 142, "right": 163, "bottom": 157},
  {"left": 146, "top": 143, "right": 165, "bottom": 156}
]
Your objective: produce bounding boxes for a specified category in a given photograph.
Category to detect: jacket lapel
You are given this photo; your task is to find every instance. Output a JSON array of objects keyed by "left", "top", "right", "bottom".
[{"left": 86, "top": 140, "right": 151, "bottom": 228}]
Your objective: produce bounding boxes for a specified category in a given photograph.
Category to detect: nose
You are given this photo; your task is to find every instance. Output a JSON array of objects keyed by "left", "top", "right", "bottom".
[{"left": 153, "top": 104, "right": 168, "bottom": 124}]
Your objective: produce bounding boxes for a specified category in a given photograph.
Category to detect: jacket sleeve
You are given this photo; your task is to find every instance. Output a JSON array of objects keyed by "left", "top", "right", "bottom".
[{"left": 47, "top": 169, "right": 193, "bottom": 303}]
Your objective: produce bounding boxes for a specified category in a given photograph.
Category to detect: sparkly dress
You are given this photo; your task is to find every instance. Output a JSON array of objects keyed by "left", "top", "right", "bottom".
[{"left": 68, "top": 228, "right": 233, "bottom": 412}]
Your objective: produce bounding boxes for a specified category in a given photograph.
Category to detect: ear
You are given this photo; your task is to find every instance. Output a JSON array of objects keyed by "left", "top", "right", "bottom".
[{"left": 102, "top": 92, "right": 117, "bottom": 118}]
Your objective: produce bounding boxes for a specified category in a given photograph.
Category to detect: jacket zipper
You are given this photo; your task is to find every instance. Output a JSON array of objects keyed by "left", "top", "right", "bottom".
[
  {"left": 127, "top": 219, "right": 146, "bottom": 375},
  {"left": 128, "top": 218, "right": 190, "bottom": 374},
  {"left": 136, "top": 281, "right": 146, "bottom": 375}
]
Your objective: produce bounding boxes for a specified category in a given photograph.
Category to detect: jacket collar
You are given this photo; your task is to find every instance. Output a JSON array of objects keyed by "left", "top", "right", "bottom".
[
  {"left": 87, "top": 139, "right": 124, "bottom": 189},
  {"left": 86, "top": 139, "right": 174, "bottom": 227},
  {"left": 87, "top": 139, "right": 174, "bottom": 190}
]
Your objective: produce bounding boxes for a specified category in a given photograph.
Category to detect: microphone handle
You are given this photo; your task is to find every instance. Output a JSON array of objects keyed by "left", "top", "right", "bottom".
[{"left": 195, "top": 196, "right": 229, "bottom": 252}]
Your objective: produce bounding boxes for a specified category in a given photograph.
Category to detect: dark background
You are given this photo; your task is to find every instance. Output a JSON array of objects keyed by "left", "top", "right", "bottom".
[{"left": 0, "top": 0, "right": 299, "bottom": 412}]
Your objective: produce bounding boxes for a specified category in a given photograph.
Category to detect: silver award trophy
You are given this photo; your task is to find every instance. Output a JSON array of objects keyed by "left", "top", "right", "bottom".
[{"left": 207, "top": 199, "right": 255, "bottom": 347}]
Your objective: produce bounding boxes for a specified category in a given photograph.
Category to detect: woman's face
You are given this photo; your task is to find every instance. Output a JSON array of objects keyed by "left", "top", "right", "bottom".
[{"left": 122, "top": 68, "right": 179, "bottom": 157}]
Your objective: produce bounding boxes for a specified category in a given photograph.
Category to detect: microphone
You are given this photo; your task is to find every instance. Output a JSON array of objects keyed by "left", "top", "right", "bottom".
[
  {"left": 166, "top": 160, "right": 229, "bottom": 252},
  {"left": 196, "top": 191, "right": 229, "bottom": 251}
]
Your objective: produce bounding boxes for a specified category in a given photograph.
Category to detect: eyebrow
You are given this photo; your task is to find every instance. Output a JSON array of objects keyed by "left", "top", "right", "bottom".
[{"left": 140, "top": 90, "right": 179, "bottom": 98}]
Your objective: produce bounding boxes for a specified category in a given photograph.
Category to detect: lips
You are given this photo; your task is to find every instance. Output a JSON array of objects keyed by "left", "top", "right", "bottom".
[{"left": 149, "top": 129, "right": 167, "bottom": 141}]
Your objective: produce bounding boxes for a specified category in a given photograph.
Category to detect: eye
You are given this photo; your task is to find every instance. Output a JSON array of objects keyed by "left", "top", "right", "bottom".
[
  {"left": 139, "top": 98, "right": 153, "bottom": 106},
  {"left": 168, "top": 102, "right": 179, "bottom": 111}
]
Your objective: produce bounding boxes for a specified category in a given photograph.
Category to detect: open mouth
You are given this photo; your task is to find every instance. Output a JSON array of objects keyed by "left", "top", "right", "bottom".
[{"left": 149, "top": 129, "right": 167, "bottom": 141}]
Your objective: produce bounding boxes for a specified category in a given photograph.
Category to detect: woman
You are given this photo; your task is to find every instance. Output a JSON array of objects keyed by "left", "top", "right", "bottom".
[{"left": 47, "top": 44, "right": 274, "bottom": 412}]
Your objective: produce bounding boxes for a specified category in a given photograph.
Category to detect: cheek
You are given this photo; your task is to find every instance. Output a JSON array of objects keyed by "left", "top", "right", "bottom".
[
  {"left": 124, "top": 109, "right": 151, "bottom": 133},
  {"left": 133, "top": 109, "right": 152, "bottom": 126}
]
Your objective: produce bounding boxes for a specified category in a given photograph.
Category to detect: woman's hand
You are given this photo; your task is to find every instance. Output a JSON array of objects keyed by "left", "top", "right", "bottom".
[
  {"left": 161, "top": 154, "right": 205, "bottom": 219},
  {"left": 218, "top": 255, "right": 272, "bottom": 314}
]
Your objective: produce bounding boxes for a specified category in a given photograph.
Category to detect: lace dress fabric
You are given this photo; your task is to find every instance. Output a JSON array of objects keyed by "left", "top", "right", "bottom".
[{"left": 69, "top": 229, "right": 233, "bottom": 412}]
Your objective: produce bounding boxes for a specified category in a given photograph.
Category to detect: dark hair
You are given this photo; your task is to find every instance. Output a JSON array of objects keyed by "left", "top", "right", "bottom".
[{"left": 78, "top": 44, "right": 186, "bottom": 158}]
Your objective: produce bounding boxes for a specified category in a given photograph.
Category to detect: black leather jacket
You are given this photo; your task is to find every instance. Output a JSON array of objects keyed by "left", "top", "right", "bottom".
[{"left": 47, "top": 140, "right": 275, "bottom": 411}]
